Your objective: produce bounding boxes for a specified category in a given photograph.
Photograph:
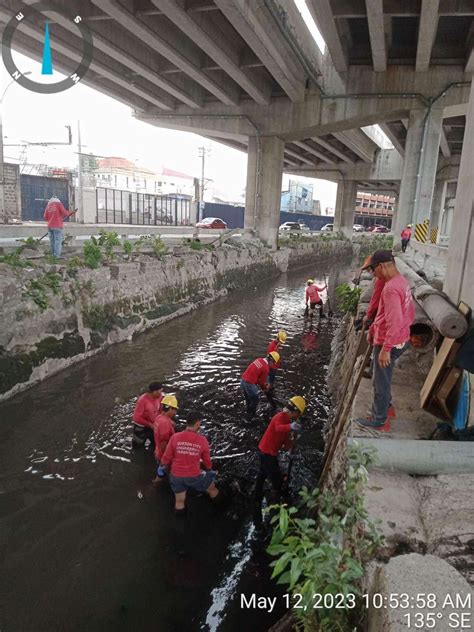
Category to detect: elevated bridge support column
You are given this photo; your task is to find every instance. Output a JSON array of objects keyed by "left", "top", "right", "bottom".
[
  {"left": 244, "top": 135, "right": 284, "bottom": 249},
  {"left": 395, "top": 109, "right": 443, "bottom": 234},
  {"left": 334, "top": 180, "right": 357, "bottom": 238},
  {"left": 429, "top": 180, "right": 447, "bottom": 240},
  {"left": 444, "top": 80, "right": 474, "bottom": 307}
]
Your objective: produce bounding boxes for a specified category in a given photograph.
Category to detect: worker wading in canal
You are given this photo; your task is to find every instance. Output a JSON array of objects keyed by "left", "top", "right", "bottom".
[
  {"left": 159, "top": 410, "right": 220, "bottom": 515},
  {"left": 356, "top": 250, "right": 415, "bottom": 432},
  {"left": 254, "top": 396, "right": 306, "bottom": 506},
  {"left": 132, "top": 381, "right": 164, "bottom": 448},
  {"left": 240, "top": 352, "right": 280, "bottom": 420},
  {"left": 266, "top": 330, "right": 287, "bottom": 389},
  {"left": 152, "top": 395, "right": 178, "bottom": 483},
  {"left": 305, "top": 279, "right": 326, "bottom": 318}
]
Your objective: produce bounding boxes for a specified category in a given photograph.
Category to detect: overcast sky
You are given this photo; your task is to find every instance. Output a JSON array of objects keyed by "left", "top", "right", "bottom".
[{"left": 2, "top": 46, "right": 337, "bottom": 211}]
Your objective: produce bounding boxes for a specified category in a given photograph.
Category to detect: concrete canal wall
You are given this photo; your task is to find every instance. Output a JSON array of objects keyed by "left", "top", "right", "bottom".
[{"left": 0, "top": 237, "right": 352, "bottom": 401}]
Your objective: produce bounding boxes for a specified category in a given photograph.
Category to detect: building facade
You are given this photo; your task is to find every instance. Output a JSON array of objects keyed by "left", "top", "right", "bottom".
[{"left": 280, "top": 179, "right": 320, "bottom": 214}]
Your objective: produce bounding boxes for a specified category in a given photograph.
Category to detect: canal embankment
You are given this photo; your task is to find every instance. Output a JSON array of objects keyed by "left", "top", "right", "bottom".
[{"left": 0, "top": 234, "right": 352, "bottom": 401}]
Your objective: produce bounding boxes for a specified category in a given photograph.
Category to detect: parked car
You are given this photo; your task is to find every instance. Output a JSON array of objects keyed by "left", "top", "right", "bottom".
[
  {"left": 366, "top": 224, "right": 384, "bottom": 232},
  {"left": 195, "top": 217, "right": 228, "bottom": 229},
  {"left": 299, "top": 223, "right": 310, "bottom": 232},
  {"left": 371, "top": 225, "right": 390, "bottom": 234},
  {"left": 279, "top": 221, "right": 303, "bottom": 231},
  {"left": 353, "top": 224, "right": 365, "bottom": 232},
  {"left": 320, "top": 223, "right": 333, "bottom": 232}
]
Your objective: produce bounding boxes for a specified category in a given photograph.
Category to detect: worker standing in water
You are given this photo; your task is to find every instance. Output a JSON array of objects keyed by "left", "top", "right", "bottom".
[
  {"left": 305, "top": 279, "right": 326, "bottom": 318},
  {"left": 240, "top": 352, "right": 280, "bottom": 420},
  {"left": 132, "top": 381, "right": 164, "bottom": 448},
  {"left": 153, "top": 395, "right": 178, "bottom": 480},
  {"left": 254, "top": 396, "right": 306, "bottom": 505},
  {"left": 266, "top": 331, "right": 287, "bottom": 389},
  {"left": 159, "top": 410, "right": 221, "bottom": 515}
]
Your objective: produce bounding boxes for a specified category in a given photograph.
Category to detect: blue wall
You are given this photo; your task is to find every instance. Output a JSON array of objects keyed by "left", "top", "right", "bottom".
[{"left": 203, "top": 202, "right": 331, "bottom": 230}]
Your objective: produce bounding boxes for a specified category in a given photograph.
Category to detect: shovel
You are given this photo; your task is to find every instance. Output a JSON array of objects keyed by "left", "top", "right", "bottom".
[{"left": 324, "top": 275, "right": 334, "bottom": 317}]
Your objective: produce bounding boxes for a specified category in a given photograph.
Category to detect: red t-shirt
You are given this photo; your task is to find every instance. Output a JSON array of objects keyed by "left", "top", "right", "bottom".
[
  {"left": 401, "top": 228, "right": 412, "bottom": 239},
  {"left": 241, "top": 357, "right": 269, "bottom": 387},
  {"left": 258, "top": 411, "right": 293, "bottom": 456},
  {"left": 132, "top": 393, "right": 162, "bottom": 429},
  {"left": 366, "top": 278, "right": 385, "bottom": 321},
  {"left": 43, "top": 199, "right": 74, "bottom": 229},
  {"left": 305, "top": 284, "right": 325, "bottom": 303},
  {"left": 153, "top": 413, "right": 175, "bottom": 461},
  {"left": 370, "top": 275, "right": 415, "bottom": 351},
  {"left": 161, "top": 429, "right": 212, "bottom": 477},
  {"left": 267, "top": 340, "right": 281, "bottom": 369}
]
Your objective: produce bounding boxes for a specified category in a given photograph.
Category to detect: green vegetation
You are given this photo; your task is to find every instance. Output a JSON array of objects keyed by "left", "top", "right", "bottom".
[
  {"left": 0, "top": 252, "right": 30, "bottom": 268},
  {"left": 18, "top": 236, "right": 41, "bottom": 249},
  {"left": 97, "top": 229, "right": 120, "bottom": 259},
  {"left": 268, "top": 442, "right": 383, "bottom": 632},
  {"left": 83, "top": 239, "right": 103, "bottom": 269},
  {"left": 335, "top": 283, "right": 362, "bottom": 316},
  {"left": 22, "top": 272, "right": 62, "bottom": 311},
  {"left": 358, "top": 234, "right": 394, "bottom": 263},
  {"left": 122, "top": 240, "right": 133, "bottom": 256}
]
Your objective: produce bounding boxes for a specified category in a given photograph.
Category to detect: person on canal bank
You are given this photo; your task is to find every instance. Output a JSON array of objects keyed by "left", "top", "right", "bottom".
[
  {"left": 254, "top": 396, "right": 306, "bottom": 505},
  {"left": 305, "top": 279, "right": 326, "bottom": 318},
  {"left": 132, "top": 381, "right": 164, "bottom": 448},
  {"left": 158, "top": 410, "right": 220, "bottom": 515},
  {"left": 43, "top": 196, "right": 77, "bottom": 258},
  {"left": 400, "top": 224, "right": 412, "bottom": 253},
  {"left": 153, "top": 394, "right": 178, "bottom": 466},
  {"left": 355, "top": 250, "right": 415, "bottom": 432},
  {"left": 240, "top": 352, "right": 280, "bottom": 421},
  {"left": 266, "top": 331, "right": 287, "bottom": 389}
]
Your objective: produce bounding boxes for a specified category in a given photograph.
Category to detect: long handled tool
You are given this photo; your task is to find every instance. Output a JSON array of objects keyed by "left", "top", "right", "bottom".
[{"left": 324, "top": 274, "right": 333, "bottom": 317}]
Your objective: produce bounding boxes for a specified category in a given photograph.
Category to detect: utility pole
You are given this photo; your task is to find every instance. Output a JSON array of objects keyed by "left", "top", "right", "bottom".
[
  {"left": 77, "top": 120, "right": 84, "bottom": 223},
  {"left": 198, "top": 146, "right": 210, "bottom": 221}
]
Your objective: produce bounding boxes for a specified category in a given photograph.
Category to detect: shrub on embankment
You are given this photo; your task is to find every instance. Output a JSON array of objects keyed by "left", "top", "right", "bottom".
[{"left": 0, "top": 235, "right": 352, "bottom": 401}]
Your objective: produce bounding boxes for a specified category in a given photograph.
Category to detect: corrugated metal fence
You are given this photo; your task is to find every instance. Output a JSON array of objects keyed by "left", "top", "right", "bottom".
[{"left": 21, "top": 175, "right": 71, "bottom": 221}]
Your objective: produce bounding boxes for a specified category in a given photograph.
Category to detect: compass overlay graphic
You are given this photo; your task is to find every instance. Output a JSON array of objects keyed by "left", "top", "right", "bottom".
[{"left": 2, "top": 2, "right": 93, "bottom": 94}]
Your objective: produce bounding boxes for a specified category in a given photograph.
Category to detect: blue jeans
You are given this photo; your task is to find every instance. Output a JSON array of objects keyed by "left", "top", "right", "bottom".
[
  {"left": 268, "top": 368, "right": 277, "bottom": 387},
  {"left": 372, "top": 343, "right": 409, "bottom": 424},
  {"left": 240, "top": 379, "right": 260, "bottom": 419},
  {"left": 48, "top": 228, "right": 63, "bottom": 258}
]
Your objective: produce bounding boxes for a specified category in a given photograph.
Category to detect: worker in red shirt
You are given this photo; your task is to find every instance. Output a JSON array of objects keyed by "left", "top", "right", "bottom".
[
  {"left": 132, "top": 381, "right": 163, "bottom": 448},
  {"left": 240, "top": 351, "right": 280, "bottom": 420},
  {"left": 356, "top": 250, "right": 415, "bottom": 432},
  {"left": 267, "top": 330, "right": 287, "bottom": 388},
  {"left": 400, "top": 224, "right": 412, "bottom": 253},
  {"left": 153, "top": 394, "right": 178, "bottom": 464},
  {"left": 305, "top": 279, "right": 326, "bottom": 318},
  {"left": 43, "top": 196, "right": 77, "bottom": 258},
  {"left": 159, "top": 410, "right": 220, "bottom": 514},
  {"left": 254, "top": 396, "right": 306, "bottom": 504}
]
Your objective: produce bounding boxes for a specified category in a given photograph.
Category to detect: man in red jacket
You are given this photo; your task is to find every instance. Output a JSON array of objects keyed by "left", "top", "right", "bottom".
[
  {"left": 305, "top": 279, "right": 326, "bottom": 318},
  {"left": 240, "top": 352, "right": 280, "bottom": 420},
  {"left": 43, "top": 196, "right": 77, "bottom": 258},
  {"left": 266, "top": 330, "right": 287, "bottom": 388},
  {"left": 159, "top": 410, "right": 220, "bottom": 514},
  {"left": 356, "top": 250, "right": 415, "bottom": 432},
  {"left": 254, "top": 396, "right": 306, "bottom": 504},
  {"left": 400, "top": 224, "right": 412, "bottom": 253},
  {"left": 132, "top": 381, "right": 163, "bottom": 448},
  {"left": 153, "top": 394, "right": 178, "bottom": 464}
]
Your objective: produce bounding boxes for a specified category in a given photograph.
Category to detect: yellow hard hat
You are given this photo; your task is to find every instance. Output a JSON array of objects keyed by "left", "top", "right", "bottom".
[
  {"left": 268, "top": 351, "right": 280, "bottom": 364},
  {"left": 288, "top": 396, "right": 306, "bottom": 414},
  {"left": 277, "top": 330, "right": 287, "bottom": 343},
  {"left": 162, "top": 394, "right": 178, "bottom": 409},
  {"left": 407, "top": 224, "right": 412, "bottom": 228},
  {"left": 307, "top": 279, "right": 314, "bottom": 284}
]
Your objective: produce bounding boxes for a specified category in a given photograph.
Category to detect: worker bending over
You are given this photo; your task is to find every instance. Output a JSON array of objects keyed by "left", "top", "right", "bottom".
[
  {"left": 132, "top": 381, "right": 163, "bottom": 448},
  {"left": 254, "top": 396, "right": 306, "bottom": 504},
  {"left": 356, "top": 250, "right": 414, "bottom": 431},
  {"left": 266, "top": 330, "right": 287, "bottom": 389},
  {"left": 305, "top": 279, "right": 326, "bottom": 318},
  {"left": 159, "top": 410, "right": 220, "bottom": 515},
  {"left": 241, "top": 352, "right": 280, "bottom": 420},
  {"left": 153, "top": 395, "right": 178, "bottom": 477}
]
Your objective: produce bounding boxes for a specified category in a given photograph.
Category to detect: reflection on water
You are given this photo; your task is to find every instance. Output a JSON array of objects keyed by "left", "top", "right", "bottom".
[{"left": 0, "top": 261, "right": 350, "bottom": 632}]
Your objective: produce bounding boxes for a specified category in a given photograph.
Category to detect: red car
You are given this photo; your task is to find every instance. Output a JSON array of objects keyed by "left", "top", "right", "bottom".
[
  {"left": 371, "top": 225, "right": 391, "bottom": 234},
  {"left": 195, "top": 217, "right": 228, "bottom": 229}
]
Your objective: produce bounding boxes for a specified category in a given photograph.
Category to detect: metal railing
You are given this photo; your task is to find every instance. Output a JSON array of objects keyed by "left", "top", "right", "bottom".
[{"left": 96, "top": 187, "right": 191, "bottom": 226}]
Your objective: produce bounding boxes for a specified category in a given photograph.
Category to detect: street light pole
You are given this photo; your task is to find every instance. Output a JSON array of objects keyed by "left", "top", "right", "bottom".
[{"left": 198, "top": 146, "right": 210, "bottom": 221}]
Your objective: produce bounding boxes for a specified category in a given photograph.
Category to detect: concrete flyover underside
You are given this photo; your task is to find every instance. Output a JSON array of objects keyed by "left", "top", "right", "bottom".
[{"left": 0, "top": 0, "right": 473, "bottom": 300}]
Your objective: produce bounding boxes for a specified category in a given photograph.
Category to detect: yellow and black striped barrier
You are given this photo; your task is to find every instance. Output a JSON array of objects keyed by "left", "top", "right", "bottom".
[
  {"left": 430, "top": 226, "right": 439, "bottom": 244},
  {"left": 415, "top": 219, "right": 429, "bottom": 243}
]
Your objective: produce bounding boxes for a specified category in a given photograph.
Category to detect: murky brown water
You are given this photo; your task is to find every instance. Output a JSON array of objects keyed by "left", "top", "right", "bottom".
[{"left": 0, "top": 260, "right": 351, "bottom": 632}]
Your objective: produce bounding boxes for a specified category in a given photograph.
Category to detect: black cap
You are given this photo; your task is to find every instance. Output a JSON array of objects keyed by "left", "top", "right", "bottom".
[
  {"left": 149, "top": 381, "right": 163, "bottom": 392},
  {"left": 362, "top": 249, "right": 394, "bottom": 270}
]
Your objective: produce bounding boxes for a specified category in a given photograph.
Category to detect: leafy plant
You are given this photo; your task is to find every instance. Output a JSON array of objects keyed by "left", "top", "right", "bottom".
[
  {"left": 97, "top": 229, "right": 120, "bottom": 259},
  {"left": 43, "top": 272, "right": 61, "bottom": 295},
  {"left": 335, "top": 283, "right": 362, "bottom": 316},
  {"left": 66, "top": 256, "right": 83, "bottom": 271},
  {"left": 0, "top": 252, "right": 30, "bottom": 268},
  {"left": 151, "top": 235, "right": 168, "bottom": 257},
  {"left": 122, "top": 240, "right": 133, "bottom": 256},
  {"left": 23, "top": 278, "right": 49, "bottom": 310},
  {"left": 18, "top": 236, "right": 41, "bottom": 249},
  {"left": 83, "top": 239, "right": 103, "bottom": 269},
  {"left": 267, "top": 442, "right": 383, "bottom": 632}
]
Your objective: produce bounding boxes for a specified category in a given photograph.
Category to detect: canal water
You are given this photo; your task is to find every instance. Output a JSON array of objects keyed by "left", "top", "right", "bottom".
[{"left": 0, "top": 260, "right": 351, "bottom": 632}]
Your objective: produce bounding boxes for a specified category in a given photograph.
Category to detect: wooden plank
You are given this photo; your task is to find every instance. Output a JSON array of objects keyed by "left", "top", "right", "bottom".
[{"left": 420, "top": 337, "right": 461, "bottom": 408}]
